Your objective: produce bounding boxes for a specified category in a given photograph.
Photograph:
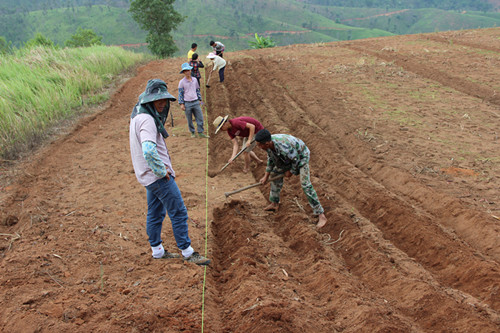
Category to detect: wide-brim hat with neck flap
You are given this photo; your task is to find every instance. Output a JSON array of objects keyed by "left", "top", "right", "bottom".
[
  {"left": 213, "top": 115, "right": 228, "bottom": 134},
  {"left": 139, "top": 79, "right": 176, "bottom": 104}
]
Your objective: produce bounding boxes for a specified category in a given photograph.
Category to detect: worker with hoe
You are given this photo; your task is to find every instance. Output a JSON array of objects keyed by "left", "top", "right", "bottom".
[
  {"left": 129, "top": 79, "right": 210, "bottom": 265},
  {"left": 213, "top": 115, "right": 264, "bottom": 173},
  {"left": 209, "top": 40, "right": 225, "bottom": 57},
  {"left": 206, "top": 52, "right": 226, "bottom": 84},
  {"left": 255, "top": 129, "right": 327, "bottom": 228}
]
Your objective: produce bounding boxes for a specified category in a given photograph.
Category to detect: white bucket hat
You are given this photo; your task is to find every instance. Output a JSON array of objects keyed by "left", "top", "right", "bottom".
[
  {"left": 213, "top": 115, "right": 228, "bottom": 134},
  {"left": 207, "top": 52, "right": 216, "bottom": 59}
]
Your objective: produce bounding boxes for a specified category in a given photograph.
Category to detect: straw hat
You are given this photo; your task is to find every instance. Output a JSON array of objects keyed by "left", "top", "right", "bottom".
[{"left": 213, "top": 115, "right": 228, "bottom": 134}]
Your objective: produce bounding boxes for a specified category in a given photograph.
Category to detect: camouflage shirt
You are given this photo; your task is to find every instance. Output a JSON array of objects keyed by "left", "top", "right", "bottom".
[{"left": 265, "top": 134, "right": 310, "bottom": 175}]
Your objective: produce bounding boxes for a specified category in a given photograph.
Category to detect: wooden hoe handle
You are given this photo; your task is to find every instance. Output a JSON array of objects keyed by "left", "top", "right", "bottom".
[{"left": 224, "top": 174, "right": 285, "bottom": 198}]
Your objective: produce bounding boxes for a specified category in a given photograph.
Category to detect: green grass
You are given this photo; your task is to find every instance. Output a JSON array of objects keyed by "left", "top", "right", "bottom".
[
  {"left": 408, "top": 9, "right": 500, "bottom": 33},
  {"left": 323, "top": 7, "right": 500, "bottom": 35},
  {"left": 476, "top": 156, "right": 500, "bottom": 163},
  {"left": 0, "top": 45, "right": 149, "bottom": 159},
  {"left": 383, "top": 108, "right": 423, "bottom": 127},
  {"left": 23, "top": 6, "right": 145, "bottom": 46}
]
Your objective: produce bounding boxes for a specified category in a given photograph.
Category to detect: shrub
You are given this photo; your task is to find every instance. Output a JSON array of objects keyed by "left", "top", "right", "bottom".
[
  {"left": 65, "top": 28, "right": 103, "bottom": 48},
  {"left": 248, "top": 33, "right": 276, "bottom": 49}
]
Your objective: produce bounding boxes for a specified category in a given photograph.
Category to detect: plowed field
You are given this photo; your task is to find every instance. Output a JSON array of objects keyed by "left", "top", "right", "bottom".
[{"left": 1, "top": 28, "right": 499, "bottom": 332}]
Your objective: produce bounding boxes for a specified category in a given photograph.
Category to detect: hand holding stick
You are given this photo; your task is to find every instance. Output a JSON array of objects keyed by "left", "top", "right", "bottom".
[{"left": 208, "top": 139, "right": 256, "bottom": 178}]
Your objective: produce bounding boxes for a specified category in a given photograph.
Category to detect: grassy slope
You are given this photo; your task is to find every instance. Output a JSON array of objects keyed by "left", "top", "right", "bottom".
[
  {"left": 408, "top": 9, "right": 500, "bottom": 33},
  {"left": 322, "top": 7, "right": 500, "bottom": 34},
  {"left": 23, "top": 6, "right": 146, "bottom": 45},
  {"left": 172, "top": 0, "right": 395, "bottom": 55},
  {"left": 0, "top": 45, "right": 148, "bottom": 158}
]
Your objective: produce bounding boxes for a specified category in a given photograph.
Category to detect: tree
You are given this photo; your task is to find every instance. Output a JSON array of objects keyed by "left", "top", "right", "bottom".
[
  {"left": 25, "top": 33, "right": 56, "bottom": 48},
  {"left": 129, "top": 0, "right": 184, "bottom": 57},
  {"left": 65, "top": 28, "right": 103, "bottom": 47}
]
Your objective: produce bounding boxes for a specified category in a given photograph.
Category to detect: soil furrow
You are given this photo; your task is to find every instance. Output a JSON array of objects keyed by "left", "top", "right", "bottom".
[
  {"left": 344, "top": 43, "right": 500, "bottom": 107},
  {"left": 217, "top": 55, "right": 500, "bottom": 315},
  {"left": 204, "top": 201, "right": 419, "bottom": 332}
]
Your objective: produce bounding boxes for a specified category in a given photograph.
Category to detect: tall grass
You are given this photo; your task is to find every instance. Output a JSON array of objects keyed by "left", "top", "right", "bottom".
[{"left": 0, "top": 45, "right": 148, "bottom": 159}]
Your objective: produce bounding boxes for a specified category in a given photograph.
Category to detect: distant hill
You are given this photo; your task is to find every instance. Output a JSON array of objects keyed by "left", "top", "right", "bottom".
[
  {"left": 486, "top": 0, "right": 500, "bottom": 10},
  {"left": 299, "top": 0, "right": 494, "bottom": 11},
  {"left": 1, "top": 0, "right": 499, "bottom": 56}
]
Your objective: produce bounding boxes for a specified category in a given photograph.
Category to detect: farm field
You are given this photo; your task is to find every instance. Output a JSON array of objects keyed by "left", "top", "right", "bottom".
[{"left": 1, "top": 28, "right": 499, "bottom": 332}]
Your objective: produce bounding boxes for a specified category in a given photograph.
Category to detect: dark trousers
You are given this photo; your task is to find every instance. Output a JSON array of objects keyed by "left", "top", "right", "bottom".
[{"left": 219, "top": 66, "right": 225, "bottom": 83}]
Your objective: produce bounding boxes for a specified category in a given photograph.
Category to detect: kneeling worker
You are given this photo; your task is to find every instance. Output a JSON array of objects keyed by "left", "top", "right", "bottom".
[{"left": 255, "top": 129, "right": 327, "bottom": 228}]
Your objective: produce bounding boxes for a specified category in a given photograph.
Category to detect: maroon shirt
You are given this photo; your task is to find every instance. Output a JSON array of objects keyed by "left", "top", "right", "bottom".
[{"left": 227, "top": 117, "right": 264, "bottom": 139}]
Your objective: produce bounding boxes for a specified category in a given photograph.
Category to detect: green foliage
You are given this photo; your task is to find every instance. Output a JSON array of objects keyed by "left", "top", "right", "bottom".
[
  {"left": 248, "top": 33, "right": 276, "bottom": 49},
  {"left": 0, "top": 45, "right": 148, "bottom": 159},
  {"left": 144, "top": 33, "right": 178, "bottom": 58},
  {"left": 0, "top": 6, "right": 146, "bottom": 48},
  {"left": 129, "top": 0, "right": 184, "bottom": 57},
  {"left": 331, "top": 8, "right": 500, "bottom": 35},
  {"left": 65, "top": 27, "right": 103, "bottom": 47},
  {"left": 0, "top": 36, "right": 12, "bottom": 54},
  {"left": 25, "top": 33, "right": 56, "bottom": 48}
]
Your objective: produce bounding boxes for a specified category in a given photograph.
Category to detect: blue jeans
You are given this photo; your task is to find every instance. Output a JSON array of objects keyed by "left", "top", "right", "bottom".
[
  {"left": 184, "top": 100, "right": 204, "bottom": 134},
  {"left": 145, "top": 177, "right": 191, "bottom": 250}
]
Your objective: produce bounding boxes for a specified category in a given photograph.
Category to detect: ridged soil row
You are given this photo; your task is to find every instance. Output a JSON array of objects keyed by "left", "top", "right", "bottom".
[
  {"left": 204, "top": 66, "right": 417, "bottom": 332},
  {"left": 203, "top": 200, "right": 417, "bottom": 332},
  {"left": 225, "top": 55, "right": 500, "bottom": 329},
  {"left": 345, "top": 43, "right": 500, "bottom": 107}
]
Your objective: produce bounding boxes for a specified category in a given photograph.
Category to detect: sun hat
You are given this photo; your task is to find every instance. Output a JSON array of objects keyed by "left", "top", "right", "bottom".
[
  {"left": 207, "top": 52, "right": 216, "bottom": 59},
  {"left": 139, "top": 79, "right": 176, "bottom": 104},
  {"left": 255, "top": 128, "right": 271, "bottom": 143},
  {"left": 213, "top": 115, "right": 228, "bottom": 134},
  {"left": 180, "top": 62, "right": 193, "bottom": 74}
]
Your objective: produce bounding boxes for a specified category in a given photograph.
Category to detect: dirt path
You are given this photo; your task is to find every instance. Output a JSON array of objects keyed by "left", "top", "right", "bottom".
[
  {"left": 1, "top": 28, "right": 499, "bottom": 332},
  {"left": 340, "top": 9, "right": 410, "bottom": 22}
]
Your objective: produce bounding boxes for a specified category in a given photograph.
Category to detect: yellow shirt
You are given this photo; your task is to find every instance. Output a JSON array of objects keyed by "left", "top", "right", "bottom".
[{"left": 187, "top": 50, "right": 195, "bottom": 60}]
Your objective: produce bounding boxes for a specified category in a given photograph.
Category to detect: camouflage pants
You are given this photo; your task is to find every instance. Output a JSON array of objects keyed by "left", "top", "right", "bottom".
[{"left": 269, "top": 163, "right": 324, "bottom": 215}]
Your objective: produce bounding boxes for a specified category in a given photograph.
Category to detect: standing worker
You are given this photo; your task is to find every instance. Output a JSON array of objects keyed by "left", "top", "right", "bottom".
[
  {"left": 189, "top": 53, "right": 204, "bottom": 87},
  {"left": 187, "top": 43, "right": 197, "bottom": 61},
  {"left": 129, "top": 79, "right": 210, "bottom": 265},
  {"left": 209, "top": 40, "right": 224, "bottom": 57},
  {"left": 206, "top": 52, "right": 226, "bottom": 84},
  {"left": 213, "top": 115, "right": 264, "bottom": 173},
  {"left": 255, "top": 129, "right": 328, "bottom": 228},
  {"left": 178, "top": 63, "right": 209, "bottom": 138}
]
